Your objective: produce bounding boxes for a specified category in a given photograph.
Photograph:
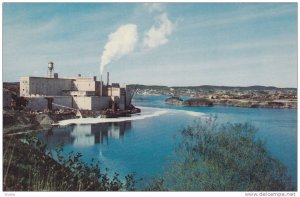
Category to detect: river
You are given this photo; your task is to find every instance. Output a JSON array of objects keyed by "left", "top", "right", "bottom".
[{"left": 36, "top": 95, "right": 297, "bottom": 188}]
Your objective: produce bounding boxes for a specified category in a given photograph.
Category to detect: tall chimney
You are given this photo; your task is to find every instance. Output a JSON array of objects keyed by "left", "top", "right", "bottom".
[
  {"left": 100, "top": 74, "right": 103, "bottom": 96},
  {"left": 107, "top": 72, "right": 109, "bottom": 86}
]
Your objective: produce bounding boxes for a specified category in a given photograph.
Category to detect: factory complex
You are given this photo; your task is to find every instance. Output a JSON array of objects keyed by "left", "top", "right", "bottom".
[{"left": 20, "top": 62, "right": 131, "bottom": 112}]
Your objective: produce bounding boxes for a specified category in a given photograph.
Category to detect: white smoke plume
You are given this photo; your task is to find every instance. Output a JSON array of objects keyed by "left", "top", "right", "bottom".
[
  {"left": 144, "top": 3, "right": 164, "bottom": 13},
  {"left": 100, "top": 24, "right": 138, "bottom": 75},
  {"left": 144, "top": 13, "right": 174, "bottom": 48}
]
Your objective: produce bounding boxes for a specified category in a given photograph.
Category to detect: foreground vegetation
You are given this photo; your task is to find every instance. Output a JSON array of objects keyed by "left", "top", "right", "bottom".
[
  {"left": 3, "top": 134, "right": 136, "bottom": 191},
  {"left": 3, "top": 118, "right": 294, "bottom": 191},
  {"left": 147, "top": 118, "right": 294, "bottom": 191}
]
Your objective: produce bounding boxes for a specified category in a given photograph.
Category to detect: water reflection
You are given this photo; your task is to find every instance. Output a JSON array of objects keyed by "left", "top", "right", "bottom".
[{"left": 37, "top": 121, "right": 132, "bottom": 148}]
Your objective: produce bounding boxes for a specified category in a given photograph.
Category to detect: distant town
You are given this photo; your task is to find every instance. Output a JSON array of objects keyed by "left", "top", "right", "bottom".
[{"left": 129, "top": 85, "right": 297, "bottom": 109}]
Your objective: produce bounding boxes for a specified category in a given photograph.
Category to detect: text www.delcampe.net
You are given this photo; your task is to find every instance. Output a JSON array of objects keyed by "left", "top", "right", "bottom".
[{"left": 245, "top": 192, "right": 296, "bottom": 197}]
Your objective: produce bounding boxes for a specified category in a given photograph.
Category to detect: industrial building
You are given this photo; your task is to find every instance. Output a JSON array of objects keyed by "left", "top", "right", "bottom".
[{"left": 20, "top": 62, "right": 130, "bottom": 111}]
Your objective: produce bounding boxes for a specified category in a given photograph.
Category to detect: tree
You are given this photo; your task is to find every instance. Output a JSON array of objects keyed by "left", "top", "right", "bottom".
[{"left": 160, "top": 118, "right": 293, "bottom": 191}]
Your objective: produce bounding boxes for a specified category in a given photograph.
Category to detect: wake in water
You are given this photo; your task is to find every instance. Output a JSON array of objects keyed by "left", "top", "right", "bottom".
[{"left": 58, "top": 107, "right": 205, "bottom": 126}]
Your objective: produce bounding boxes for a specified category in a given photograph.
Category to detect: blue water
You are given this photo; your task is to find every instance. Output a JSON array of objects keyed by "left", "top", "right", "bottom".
[{"left": 36, "top": 95, "right": 297, "bottom": 188}]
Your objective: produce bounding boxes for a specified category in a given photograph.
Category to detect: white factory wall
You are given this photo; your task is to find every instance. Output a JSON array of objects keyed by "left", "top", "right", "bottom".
[
  {"left": 73, "top": 79, "right": 97, "bottom": 92},
  {"left": 73, "top": 96, "right": 110, "bottom": 110},
  {"left": 52, "top": 96, "right": 73, "bottom": 110},
  {"left": 20, "top": 77, "right": 30, "bottom": 97},
  {"left": 23, "top": 96, "right": 110, "bottom": 111},
  {"left": 20, "top": 77, "right": 73, "bottom": 96},
  {"left": 73, "top": 97, "right": 92, "bottom": 110},
  {"left": 26, "top": 97, "right": 48, "bottom": 111},
  {"left": 108, "top": 87, "right": 121, "bottom": 97}
]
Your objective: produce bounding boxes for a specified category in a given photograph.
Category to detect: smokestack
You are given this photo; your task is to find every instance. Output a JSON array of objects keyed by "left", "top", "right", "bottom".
[
  {"left": 100, "top": 75, "right": 103, "bottom": 96},
  {"left": 107, "top": 72, "right": 109, "bottom": 86}
]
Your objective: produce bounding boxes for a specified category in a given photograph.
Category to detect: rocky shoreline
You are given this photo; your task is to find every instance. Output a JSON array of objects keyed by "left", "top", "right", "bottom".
[
  {"left": 165, "top": 97, "right": 213, "bottom": 107},
  {"left": 165, "top": 96, "right": 296, "bottom": 109},
  {"left": 211, "top": 99, "right": 297, "bottom": 109},
  {"left": 3, "top": 109, "right": 77, "bottom": 134},
  {"left": 3, "top": 107, "right": 141, "bottom": 135}
]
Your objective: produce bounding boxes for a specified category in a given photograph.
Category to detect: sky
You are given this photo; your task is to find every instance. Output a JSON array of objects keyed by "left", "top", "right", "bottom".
[{"left": 3, "top": 3, "right": 298, "bottom": 87}]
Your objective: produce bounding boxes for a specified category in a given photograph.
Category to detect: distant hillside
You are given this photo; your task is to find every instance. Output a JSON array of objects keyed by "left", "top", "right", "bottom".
[
  {"left": 128, "top": 84, "right": 169, "bottom": 90},
  {"left": 176, "top": 85, "right": 296, "bottom": 91},
  {"left": 128, "top": 84, "right": 296, "bottom": 91}
]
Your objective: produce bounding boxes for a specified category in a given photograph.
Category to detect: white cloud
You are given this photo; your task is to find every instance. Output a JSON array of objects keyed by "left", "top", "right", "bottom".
[{"left": 144, "top": 13, "right": 174, "bottom": 48}]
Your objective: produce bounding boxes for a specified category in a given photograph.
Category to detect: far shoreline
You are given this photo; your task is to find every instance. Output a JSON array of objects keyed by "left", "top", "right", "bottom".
[
  {"left": 129, "top": 84, "right": 297, "bottom": 109},
  {"left": 133, "top": 94, "right": 297, "bottom": 109}
]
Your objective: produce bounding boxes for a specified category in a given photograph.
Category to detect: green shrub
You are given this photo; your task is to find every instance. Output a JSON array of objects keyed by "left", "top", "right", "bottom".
[
  {"left": 3, "top": 135, "right": 137, "bottom": 191},
  {"left": 151, "top": 117, "right": 293, "bottom": 191}
]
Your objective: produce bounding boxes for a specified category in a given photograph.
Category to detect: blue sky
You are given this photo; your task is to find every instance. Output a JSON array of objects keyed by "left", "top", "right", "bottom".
[{"left": 3, "top": 3, "right": 297, "bottom": 87}]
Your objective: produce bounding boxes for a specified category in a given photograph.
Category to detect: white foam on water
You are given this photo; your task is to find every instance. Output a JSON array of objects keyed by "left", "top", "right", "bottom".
[
  {"left": 58, "top": 107, "right": 167, "bottom": 126},
  {"left": 139, "top": 106, "right": 206, "bottom": 117},
  {"left": 57, "top": 106, "right": 205, "bottom": 126},
  {"left": 181, "top": 110, "right": 205, "bottom": 117}
]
